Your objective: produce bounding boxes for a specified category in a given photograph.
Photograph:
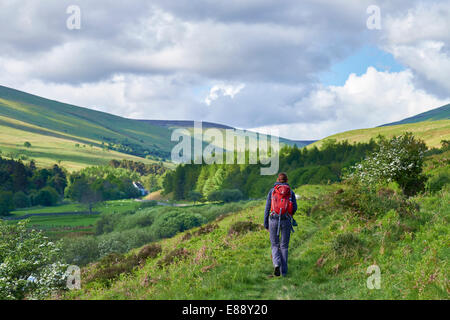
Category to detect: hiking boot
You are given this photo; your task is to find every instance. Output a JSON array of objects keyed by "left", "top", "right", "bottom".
[{"left": 274, "top": 266, "right": 281, "bottom": 277}]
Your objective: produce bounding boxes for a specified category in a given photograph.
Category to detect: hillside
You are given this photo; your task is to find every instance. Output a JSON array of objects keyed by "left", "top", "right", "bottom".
[
  {"left": 64, "top": 172, "right": 449, "bottom": 299},
  {"left": 311, "top": 119, "right": 450, "bottom": 150},
  {"left": 0, "top": 86, "right": 312, "bottom": 170},
  {"left": 380, "top": 104, "right": 450, "bottom": 126},
  {"left": 0, "top": 116, "right": 164, "bottom": 171},
  {"left": 0, "top": 86, "right": 173, "bottom": 159}
]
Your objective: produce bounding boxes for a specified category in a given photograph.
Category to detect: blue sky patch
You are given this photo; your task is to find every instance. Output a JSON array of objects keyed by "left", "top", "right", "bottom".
[{"left": 319, "top": 45, "right": 405, "bottom": 86}]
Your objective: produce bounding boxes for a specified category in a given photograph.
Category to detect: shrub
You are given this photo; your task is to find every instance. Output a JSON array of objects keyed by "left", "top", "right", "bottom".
[
  {"left": 150, "top": 211, "right": 206, "bottom": 239},
  {"left": 86, "top": 253, "right": 141, "bottom": 285},
  {"left": 346, "top": 133, "right": 427, "bottom": 196},
  {"left": 426, "top": 171, "right": 450, "bottom": 193},
  {"left": 137, "top": 244, "right": 162, "bottom": 261},
  {"left": 115, "top": 209, "right": 155, "bottom": 232},
  {"left": 0, "top": 220, "right": 67, "bottom": 300},
  {"left": 61, "top": 236, "right": 100, "bottom": 266},
  {"left": 207, "top": 189, "right": 243, "bottom": 203},
  {"left": 332, "top": 232, "right": 364, "bottom": 258},
  {"left": 95, "top": 213, "right": 121, "bottom": 235},
  {"left": 228, "top": 221, "right": 262, "bottom": 236},
  {"left": 333, "top": 184, "right": 418, "bottom": 218},
  {"left": 157, "top": 248, "right": 190, "bottom": 268},
  {"left": 222, "top": 189, "right": 244, "bottom": 203},
  {"left": 193, "top": 223, "right": 218, "bottom": 236},
  {"left": 139, "top": 200, "right": 157, "bottom": 209},
  {"left": 97, "top": 228, "right": 156, "bottom": 258}
]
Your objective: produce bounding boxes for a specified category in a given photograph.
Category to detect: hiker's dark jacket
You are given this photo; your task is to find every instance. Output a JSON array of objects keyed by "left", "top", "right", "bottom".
[{"left": 264, "top": 182, "right": 297, "bottom": 229}]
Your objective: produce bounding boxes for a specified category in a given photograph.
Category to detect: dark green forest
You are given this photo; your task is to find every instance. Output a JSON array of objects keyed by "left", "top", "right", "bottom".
[{"left": 0, "top": 158, "right": 67, "bottom": 214}]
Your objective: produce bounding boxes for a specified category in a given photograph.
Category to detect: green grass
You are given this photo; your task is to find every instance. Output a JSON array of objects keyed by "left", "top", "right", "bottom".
[
  {"left": 0, "top": 116, "right": 167, "bottom": 171},
  {"left": 0, "top": 85, "right": 175, "bottom": 171},
  {"left": 8, "top": 199, "right": 143, "bottom": 239},
  {"left": 311, "top": 119, "right": 450, "bottom": 150},
  {"left": 0, "top": 86, "right": 173, "bottom": 156},
  {"left": 63, "top": 180, "right": 449, "bottom": 300},
  {"left": 11, "top": 199, "right": 141, "bottom": 217}
]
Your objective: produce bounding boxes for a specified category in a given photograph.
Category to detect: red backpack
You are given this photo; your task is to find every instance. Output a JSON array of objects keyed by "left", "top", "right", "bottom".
[{"left": 270, "top": 184, "right": 293, "bottom": 216}]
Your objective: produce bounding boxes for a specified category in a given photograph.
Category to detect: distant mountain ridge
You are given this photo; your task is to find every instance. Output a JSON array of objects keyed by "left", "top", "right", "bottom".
[
  {"left": 379, "top": 104, "right": 450, "bottom": 127},
  {"left": 139, "top": 119, "right": 316, "bottom": 147},
  {"left": 138, "top": 119, "right": 234, "bottom": 130}
]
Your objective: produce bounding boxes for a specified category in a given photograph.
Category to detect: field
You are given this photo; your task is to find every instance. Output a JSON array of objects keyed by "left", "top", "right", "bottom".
[
  {"left": 8, "top": 200, "right": 143, "bottom": 238},
  {"left": 311, "top": 119, "right": 450, "bottom": 149},
  {"left": 0, "top": 116, "right": 168, "bottom": 171}
]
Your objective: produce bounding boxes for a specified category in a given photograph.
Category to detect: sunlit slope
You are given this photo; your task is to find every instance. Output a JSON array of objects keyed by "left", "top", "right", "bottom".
[
  {"left": 381, "top": 104, "right": 450, "bottom": 126},
  {"left": 0, "top": 116, "right": 161, "bottom": 171},
  {"left": 0, "top": 85, "right": 173, "bottom": 157},
  {"left": 311, "top": 119, "right": 450, "bottom": 149}
]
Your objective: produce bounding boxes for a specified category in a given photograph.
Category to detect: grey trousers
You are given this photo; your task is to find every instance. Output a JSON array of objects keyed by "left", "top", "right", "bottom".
[{"left": 269, "top": 217, "right": 292, "bottom": 276}]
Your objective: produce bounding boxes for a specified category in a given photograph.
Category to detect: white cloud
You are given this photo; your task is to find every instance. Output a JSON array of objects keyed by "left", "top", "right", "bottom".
[
  {"left": 381, "top": 1, "right": 450, "bottom": 96},
  {"left": 251, "top": 67, "right": 449, "bottom": 140},
  {"left": 0, "top": 0, "right": 448, "bottom": 141},
  {"left": 205, "top": 83, "right": 245, "bottom": 105}
]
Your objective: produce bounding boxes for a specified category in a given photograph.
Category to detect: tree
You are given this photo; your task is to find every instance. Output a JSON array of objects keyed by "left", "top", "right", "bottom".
[
  {"left": 207, "top": 189, "right": 243, "bottom": 203},
  {"left": 23, "top": 141, "right": 31, "bottom": 148},
  {"left": 33, "top": 186, "right": 60, "bottom": 206},
  {"left": 65, "top": 175, "right": 102, "bottom": 214},
  {"left": 48, "top": 165, "right": 67, "bottom": 196},
  {"left": 221, "top": 189, "right": 243, "bottom": 203},
  {"left": 13, "top": 191, "right": 30, "bottom": 209},
  {"left": 0, "top": 191, "right": 15, "bottom": 216},
  {"left": 187, "top": 190, "right": 202, "bottom": 204}
]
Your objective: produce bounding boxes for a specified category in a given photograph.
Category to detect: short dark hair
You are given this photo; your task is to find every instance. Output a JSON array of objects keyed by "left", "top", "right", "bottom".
[{"left": 277, "top": 172, "right": 288, "bottom": 183}]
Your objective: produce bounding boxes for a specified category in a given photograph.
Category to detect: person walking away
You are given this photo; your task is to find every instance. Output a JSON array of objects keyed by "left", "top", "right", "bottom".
[{"left": 264, "top": 172, "right": 297, "bottom": 277}]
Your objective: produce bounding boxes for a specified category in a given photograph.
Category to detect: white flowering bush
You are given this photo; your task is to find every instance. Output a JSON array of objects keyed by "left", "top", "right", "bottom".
[
  {"left": 0, "top": 220, "right": 68, "bottom": 300},
  {"left": 345, "top": 133, "right": 427, "bottom": 196}
]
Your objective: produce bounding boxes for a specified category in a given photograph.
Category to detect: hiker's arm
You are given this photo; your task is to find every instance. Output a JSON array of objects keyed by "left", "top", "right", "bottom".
[
  {"left": 291, "top": 191, "right": 298, "bottom": 215},
  {"left": 264, "top": 190, "right": 272, "bottom": 229}
]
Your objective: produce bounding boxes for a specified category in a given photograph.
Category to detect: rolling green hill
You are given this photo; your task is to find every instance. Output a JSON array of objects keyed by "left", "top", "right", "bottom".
[
  {"left": 311, "top": 119, "right": 450, "bottom": 150},
  {"left": 0, "top": 85, "right": 173, "bottom": 159},
  {"left": 0, "top": 117, "right": 166, "bottom": 171},
  {"left": 380, "top": 104, "right": 450, "bottom": 126},
  {"left": 0, "top": 86, "right": 311, "bottom": 170},
  {"left": 311, "top": 103, "right": 450, "bottom": 150}
]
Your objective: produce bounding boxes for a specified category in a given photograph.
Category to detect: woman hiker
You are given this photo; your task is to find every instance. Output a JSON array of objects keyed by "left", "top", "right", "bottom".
[{"left": 264, "top": 172, "right": 297, "bottom": 277}]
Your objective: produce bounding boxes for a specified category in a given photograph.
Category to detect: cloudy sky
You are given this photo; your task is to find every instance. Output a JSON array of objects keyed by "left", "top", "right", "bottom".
[{"left": 0, "top": 0, "right": 449, "bottom": 140}]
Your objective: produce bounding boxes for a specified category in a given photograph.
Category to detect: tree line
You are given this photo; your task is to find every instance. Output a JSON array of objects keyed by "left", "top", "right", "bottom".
[
  {"left": 0, "top": 158, "right": 67, "bottom": 215},
  {"left": 0, "top": 157, "right": 168, "bottom": 216},
  {"left": 162, "top": 139, "right": 378, "bottom": 201}
]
